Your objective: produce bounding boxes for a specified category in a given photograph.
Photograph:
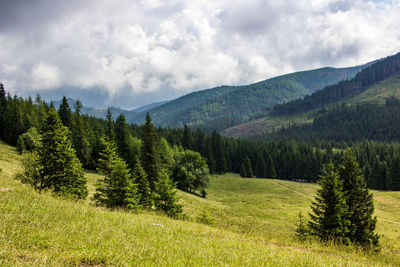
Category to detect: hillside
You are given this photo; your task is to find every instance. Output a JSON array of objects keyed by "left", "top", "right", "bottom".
[
  {"left": 1, "top": 141, "right": 400, "bottom": 266},
  {"left": 131, "top": 64, "right": 368, "bottom": 131},
  {"left": 224, "top": 53, "right": 400, "bottom": 139}
]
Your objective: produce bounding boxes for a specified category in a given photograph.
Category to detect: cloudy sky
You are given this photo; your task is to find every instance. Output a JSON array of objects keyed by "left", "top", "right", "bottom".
[{"left": 1, "top": 0, "right": 400, "bottom": 109}]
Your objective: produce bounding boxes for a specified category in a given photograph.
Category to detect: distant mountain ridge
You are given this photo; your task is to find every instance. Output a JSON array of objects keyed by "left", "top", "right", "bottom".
[
  {"left": 52, "top": 98, "right": 168, "bottom": 121},
  {"left": 131, "top": 63, "right": 371, "bottom": 131}
]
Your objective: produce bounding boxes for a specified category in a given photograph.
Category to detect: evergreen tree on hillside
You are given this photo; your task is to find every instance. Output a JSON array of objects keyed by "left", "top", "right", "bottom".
[
  {"left": 339, "top": 148, "right": 379, "bottom": 247},
  {"left": 115, "top": 114, "right": 137, "bottom": 169},
  {"left": 308, "top": 163, "right": 349, "bottom": 243},
  {"left": 58, "top": 96, "right": 72, "bottom": 128},
  {"left": 0, "top": 83, "right": 7, "bottom": 138},
  {"left": 240, "top": 163, "right": 247, "bottom": 178},
  {"left": 183, "top": 124, "right": 193, "bottom": 150},
  {"left": 132, "top": 162, "right": 152, "bottom": 208},
  {"left": 94, "top": 138, "right": 140, "bottom": 209},
  {"left": 389, "top": 157, "right": 400, "bottom": 190},
  {"left": 106, "top": 108, "right": 115, "bottom": 141},
  {"left": 154, "top": 171, "right": 183, "bottom": 217},
  {"left": 255, "top": 153, "right": 267, "bottom": 178},
  {"left": 39, "top": 108, "right": 88, "bottom": 199},
  {"left": 242, "top": 155, "right": 253, "bottom": 178},
  {"left": 141, "top": 113, "right": 160, "bottom": 191},
  {"left": 71, "top": 100, "right": 91, "bottom": 167},
  {"left": 212, "top": 131, "right": 227, "bottom": 173},
  {"left": 266, "top": 155, "right": 276, "bottom": 178}
]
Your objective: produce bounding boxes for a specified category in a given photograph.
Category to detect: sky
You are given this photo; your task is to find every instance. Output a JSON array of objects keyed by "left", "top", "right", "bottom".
[{"left": 1, "top": 0, "right": 400, "bottom": 109}]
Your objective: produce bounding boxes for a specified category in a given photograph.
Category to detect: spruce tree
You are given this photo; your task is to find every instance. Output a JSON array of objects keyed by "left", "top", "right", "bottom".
[
  {"left": 240, "top": 163, "right": 247, "bottom": 178},
  {"left": 390, "top": 156, "right": 400, "bottom": 190},
  {"left": 94, "top": 138, "right": 140, "bottom": 209},
  {"left": 115, "top": 114, "right": 135, "bottom": 169},
  {"left": 71, "top": 100, "right": 91, "bottom": 167},
  {"left": 132, "top": 162, "right": 152, "bottom": 208},
  {"left": 242, "top": 155, "right": 253, "bottom": 178},
  {"left": 141, "top": 113, "right": 159, "bottom": 191},
  {"left": 106, "top": 108, "right": 115, "bottom": 141},
  {"left": 183, "top": 124, "right": 193, "bottom": 150},
  {"left": 58, "top": 96, "right": 72, "bottom": 128},
  {"left": 308, "top": 163, "right": 349, "bottom": 243},
  {"left": 0, "top": 83, "right": 7, "bottom": 138},
  {"left": 255, "top": 153, "right": 267, "bottom": 178},
  {"left": 266, "top": 155, "right": 276, "bottom": 178},
  {"left": 339, "top": 148, "right": 379, "bottom": 247},
  {"left": 39, "top": 108, "right": 88, "bottom": 199},
  {"left": 154, "top": 171, "right": 182, "bottom": 217}
]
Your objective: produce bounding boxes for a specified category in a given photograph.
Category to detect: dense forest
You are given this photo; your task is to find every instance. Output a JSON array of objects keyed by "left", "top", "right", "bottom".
[
  {"left": 1, "top": 83, "right": 399, "bottom": 193},
  {"left": 271, "top": 52, "right": 400, "bottom": 116},
  {"left": 264, "top": 97, "right": 400, "bottom": 142}
]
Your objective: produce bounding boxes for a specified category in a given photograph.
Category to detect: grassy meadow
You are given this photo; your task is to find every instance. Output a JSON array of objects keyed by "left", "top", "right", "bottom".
[{"left": 1, "top": 140, "right": 400, "bottom": 266}]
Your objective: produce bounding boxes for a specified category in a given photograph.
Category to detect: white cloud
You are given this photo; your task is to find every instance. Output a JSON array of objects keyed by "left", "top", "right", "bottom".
[{"left": 0, "top": 0, "right": 400, "bottom": 108}]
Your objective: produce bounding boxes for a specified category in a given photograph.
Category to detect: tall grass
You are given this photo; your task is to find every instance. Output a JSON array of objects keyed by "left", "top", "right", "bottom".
[{"left": 1, "top": 141, "right": 399, "bottom": 266}]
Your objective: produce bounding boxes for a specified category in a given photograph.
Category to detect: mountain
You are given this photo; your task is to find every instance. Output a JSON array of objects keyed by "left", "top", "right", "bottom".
[
  {"left": 225, "top": 52, "right": 400, "bottom": 140},
  {"left": 131, "top": 64, "right": 370, "bottom": 131}
]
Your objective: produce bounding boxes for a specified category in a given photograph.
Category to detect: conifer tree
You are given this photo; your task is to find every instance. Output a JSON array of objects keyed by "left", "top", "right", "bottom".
[
  {"left": 266, "top": 155, "right": 276, "bottom": 178},
  {"left": 72, "top": 100, "right": 91, "bottom": 167},
  {"left": 141, "top": 113, "right": 159, "bottom": 191},
  {"left": 58, "top": 96, "right": 72, "bottom": 128},
  {"left": 308, "top": 163, "right": 349, "bottom": 243},
  {"left": 240, "top": 163, "right": 247, "bottom": 178},
  {"left": 0, "top": 83, "right": 7, "bottom": 138},
  {"left": 183, "top": 124, "right": 193, "bottom": 150},
  {"left": 132, "top": 162, "right": 152, "bottom": 208},
  {"left": 39, "top": 108, "right": 88, "bottom": 199},
  {"left": 339, "top": 148, "right": 379, "bottom": 247},
  {"left": 390, "top": 156, "right": 400, "bottom": 190},
  {"left": 94, "top": 138, "right": 140, "bottom": 209},
  {"left": 255, "top": 153, "right": 267, "bottom": 178},
  {"left": 154, "top": 171, "right": 182, "bottom": 217},
  {"left": 106, "top": 108, "right": 115, "bottom": 141},
  {"left": 242, "top": 155, "right": 253, "bottom": 178},
  {"left": 115, "top": 114, "right": 136, "bottom": 169}
]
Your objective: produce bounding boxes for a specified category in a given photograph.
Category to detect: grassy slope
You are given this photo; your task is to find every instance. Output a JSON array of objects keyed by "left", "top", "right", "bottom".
[
  {"left": 1, "top": 141, "right": 400, "bottom": 266},
  {"left": 224, "top": 74, "right": 400, "bottom": 138}
]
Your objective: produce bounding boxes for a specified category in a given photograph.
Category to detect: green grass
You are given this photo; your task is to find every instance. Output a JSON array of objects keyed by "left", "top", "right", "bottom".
[
  {"left": 353, "top": 74, "right": 400, "bottom": 104},
  {"left": 1, "top": 141, "right": 400, "bottom": 266}
]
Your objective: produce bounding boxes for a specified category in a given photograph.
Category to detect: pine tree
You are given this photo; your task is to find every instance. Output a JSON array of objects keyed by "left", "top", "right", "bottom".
[
  {"left": 255, "top": 153, "right": 267, "bottom": 178},
  {"left": 308, "top": 163, "right": 349, "bottom": 243},
  {"left": 94, "top": 139, "right": 140, "bottom": 209},
  {"left": 339, "top": 148, "right": 379, "bottom": 247},
  {"left": 0, "top": 83, "right": 7, "bottom": 139},
  {"left": 39, "top": 108, "right": 88, "bottom": 199},
  {"left": 58, "top": 96, "right": 72, "bottom": 128},
  {"left": 266, "top": 155, "right": 276, "bottom": 178},
  {"left": 115, "top": 114, "right": 136, "bottom": 169},
  {"left": 240, "top": 163, "right": 247, "bottom": 178},
  {"left": 141, "top": 113, "right": 159, "bottom": 191},
  {"left": 182, "top": 124, "right": 193, "bottom": 150},
  {"left": 106, "top": 108, "right": 115, "bottom": 141},
  {"left": 71, "top": 100, "right": 91, "bottom": 167},
  {"left": 154, "top": 171, "right": 182, "bottom": 217},
  {"left": 242, "top": 155, "right": 253, "bottom": 178},
  {"left": 389, "top": 156, "right": 400, "bottom": 190},
  {"left": 132, "top": 162, "right": 152, "bottom": 208}
]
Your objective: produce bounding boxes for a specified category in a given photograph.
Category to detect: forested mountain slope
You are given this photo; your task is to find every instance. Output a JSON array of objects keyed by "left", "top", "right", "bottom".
[
  {"left": 132, "top": 64, "right": 368, "bottom": 131},
  {"left": 224, "top": 52, "right": 400, "bottom": 138}
]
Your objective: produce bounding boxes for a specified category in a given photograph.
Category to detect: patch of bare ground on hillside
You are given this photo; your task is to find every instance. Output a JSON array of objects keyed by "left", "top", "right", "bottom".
[{"left": 0, "top": 187, "right": 12, "bottom": 192}]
